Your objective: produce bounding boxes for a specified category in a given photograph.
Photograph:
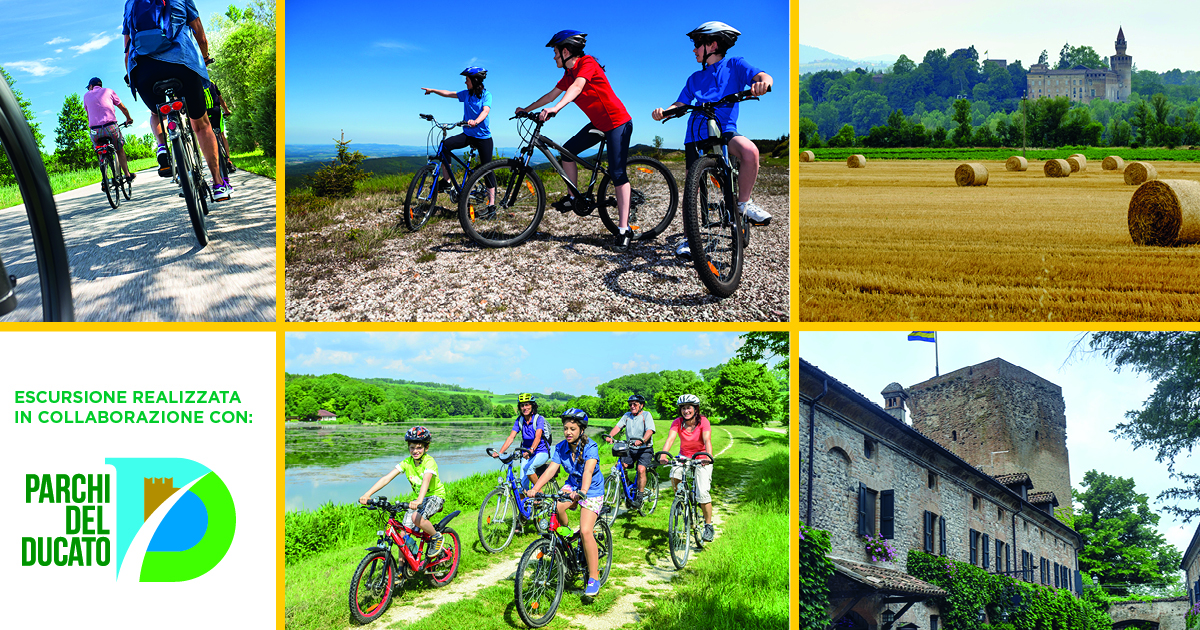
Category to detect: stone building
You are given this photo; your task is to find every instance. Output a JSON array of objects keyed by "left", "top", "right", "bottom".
[
  {"left": 800, "top": 357, "right": 1083, "bottom": 630},
  {"left": 1186, "top": 523, "right": 1200, "bottom": 611},
  {"left": 1026, "top": 27, "right": 1132, "bottom": 104}
]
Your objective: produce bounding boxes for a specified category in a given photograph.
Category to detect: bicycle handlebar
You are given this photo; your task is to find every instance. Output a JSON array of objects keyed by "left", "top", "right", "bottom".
[
  {"left": 653, "top": 450, "right": 713, "bottom": 464},
  {"left": 659, "top": 86, "right": 771, "bottom": 123},
  {"left": 419, "top": 113, "right": 467, "bottom": 129},
  {"left": 487, "top": 446, "right": 533, "bottom": 464},
  {"left": 510, "top": 110, "right": 555, "bottom": 121}
]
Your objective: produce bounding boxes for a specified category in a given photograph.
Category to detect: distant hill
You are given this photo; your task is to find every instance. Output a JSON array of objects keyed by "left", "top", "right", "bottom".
[
  {"left": 797, "top": 44, "right": 848, "bottom": 63},
  {"left": 796, "top": 43, "right": 896, "bottom": 73},
  {"left": 286, "top": 143, "right": 425, "bottom": 164}
]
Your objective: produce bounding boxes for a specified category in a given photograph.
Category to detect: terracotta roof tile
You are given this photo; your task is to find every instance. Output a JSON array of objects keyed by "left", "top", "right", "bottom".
[
  {"left": 993, "top": 472, "right": 1032, "bottom": 487},
  {"left": 830, "top": 558, "right": 947, "bottom": 597},
  {"left": 1028, "top": 491, "right": 1058, "bottom": 506}
]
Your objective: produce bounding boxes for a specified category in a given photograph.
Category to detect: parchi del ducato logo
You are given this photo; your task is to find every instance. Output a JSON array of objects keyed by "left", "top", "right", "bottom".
[{"left": 21, "top": 457, "right": 236, "bottom": 582}]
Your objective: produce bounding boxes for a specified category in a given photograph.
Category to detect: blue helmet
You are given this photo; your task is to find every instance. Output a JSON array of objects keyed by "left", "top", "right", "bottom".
[
  {"left": 546, "top": 30, "right": 587, "bottom": 50},
  {"left": 461, "top": 66, "right": 487, "bottom": 80},
  {"left": 560, "top": 408, "right": 589, "bottom": 427}
]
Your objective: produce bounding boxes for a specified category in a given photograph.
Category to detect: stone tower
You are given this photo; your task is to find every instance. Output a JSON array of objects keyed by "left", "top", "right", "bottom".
[
  {"left": 905, "top": 358, "right": 1071, "bottom": 511},
  {"left": 881, "top": 382, "right": 909, "bottom": 423},
  {"left": 1111, "top": 27, "right": 1133, "bottom": 102}
]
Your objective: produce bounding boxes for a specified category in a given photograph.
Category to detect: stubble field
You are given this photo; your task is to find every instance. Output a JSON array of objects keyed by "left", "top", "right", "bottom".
[{"left": 794, "top": 159, "right": 1200, "bottom": 321}]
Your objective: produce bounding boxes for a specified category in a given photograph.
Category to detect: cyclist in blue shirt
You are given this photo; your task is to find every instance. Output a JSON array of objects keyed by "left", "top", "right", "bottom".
[
  {"left": 421, "top": 67, "right": 496, "bottom": 208},
  {"left": 652, "top": 21, "right": 772, "bottom": 257},
  {"left": 526, "top": 408, "right": 605, "bottom": 597},
  {"left": 492, "top": 393, "right": 552, "bottom": 490}
]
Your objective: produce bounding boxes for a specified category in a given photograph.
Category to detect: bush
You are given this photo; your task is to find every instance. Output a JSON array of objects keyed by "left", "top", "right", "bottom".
[
  {"left": 798, "top": 521, "right": 834, "bottom": 629},
  {"left": 307, "top": 132, "right": 372, "bottom": 198}
]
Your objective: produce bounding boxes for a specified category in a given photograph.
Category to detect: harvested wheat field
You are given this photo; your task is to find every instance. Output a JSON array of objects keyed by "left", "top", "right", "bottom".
[{"left": 795, "top": 159, "right": 1200, "bottom": 321}]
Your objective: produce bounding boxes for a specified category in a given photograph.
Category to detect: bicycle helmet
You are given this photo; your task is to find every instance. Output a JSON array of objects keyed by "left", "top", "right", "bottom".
[
  {"left": 627, "top": 394, "right": 646, "bottom": 405},
  {"left": 676, "top": 394, "right": 701, "bottom": 409},
  {"left": 517, "top": 393, "right": 539, "bottom": 413},
  {"left": 88, "top": 77, "right": 103, "bottom": 88},
  {"left": 687, "top": 21, "right": 740, "bottom": 65},
  {"left": 461, "top": 66, "right": 488, "bottom": 80},
  {"left": 546, "top": 30, "right": 587, "bottom": 64},
  {"left": 405, "top": 425, "right": 432, "bottom": 444},
  {"left": 560, "top": 408, "right": 589, "bottom": 427}
]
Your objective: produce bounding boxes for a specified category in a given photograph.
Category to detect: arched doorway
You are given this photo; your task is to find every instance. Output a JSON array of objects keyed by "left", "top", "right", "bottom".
[
  {"left": 833, "top": 611, "right": 869, "bottom": 630},
  {"left": 1113, "top": 622, "right": 1159, "bottom": 630}
]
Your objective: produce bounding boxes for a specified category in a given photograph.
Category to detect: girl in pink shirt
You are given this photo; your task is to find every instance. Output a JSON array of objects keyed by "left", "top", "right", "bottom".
[{"left": 658, "top": 394, "right": 716, "bottom": 542}]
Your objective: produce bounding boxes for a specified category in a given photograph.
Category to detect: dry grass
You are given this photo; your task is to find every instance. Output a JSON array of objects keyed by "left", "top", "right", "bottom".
[{"left": 794, "top": 159, "right": 1200, "bottom": 321}]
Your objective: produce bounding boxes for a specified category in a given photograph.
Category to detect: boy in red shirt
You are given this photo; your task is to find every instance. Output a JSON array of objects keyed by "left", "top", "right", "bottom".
[{"left": 516, "top": 30, "right": 636, "bottom": 251}]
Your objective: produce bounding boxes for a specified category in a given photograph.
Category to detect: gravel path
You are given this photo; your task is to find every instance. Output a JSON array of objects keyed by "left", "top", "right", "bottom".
[{"left": 285, "top": 163, "right": 789, "bottom": 322}]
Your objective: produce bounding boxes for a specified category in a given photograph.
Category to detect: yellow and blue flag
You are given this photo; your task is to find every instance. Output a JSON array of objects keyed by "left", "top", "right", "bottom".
[{"left": 908, "top": 331, "right": 936, "bottom": 342}]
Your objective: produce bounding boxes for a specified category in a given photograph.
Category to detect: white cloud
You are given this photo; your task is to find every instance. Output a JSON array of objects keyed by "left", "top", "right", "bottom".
[
  {"left": 543, "top": 387, "right": 554, "bottom": 395},
  {"left": 384, "top": 359, "right": 410, "bottom": 372},
  {"left": 69, "top": 33, "right": 117, "bottom": 55},
  {"left": 45, "top": 37, "right": 69, "bottom": 45},
  {"left": 563, "top": 368, "right": 580, "bottom": 380},
  {"left": 295, "top": 347, "right": 356, "bottom": 367},
  {"left": 613, "top": 355, "right": 653, "bottom": 373},
  {"left": 136, "top": 120, "right": 149, "bottom": 130},
  {"left": 724, "top": 335, "right": 745, "bottom": 355},
  {"left": 373, "top": 40, "right": 417, "bottom": 51},
  {"left": 4, "top": 59, "right": 62, "bottom": 77},
  {"left": 289, "top": 332, "right": 307, "bottom": 340},
  {"left": 676, "top": 334, "right": 713, "bottom": 358},
  {"left": 509, "top": 368, "right": 524, "bottom": 381},
  {"left": 54, "top": 49, "right": 63, "bottom": 54}
]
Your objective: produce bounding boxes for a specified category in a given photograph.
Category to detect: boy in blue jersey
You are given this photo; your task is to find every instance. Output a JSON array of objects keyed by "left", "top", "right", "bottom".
[{"left": 652, "top": 21, "right": 773, "bottom": 256}]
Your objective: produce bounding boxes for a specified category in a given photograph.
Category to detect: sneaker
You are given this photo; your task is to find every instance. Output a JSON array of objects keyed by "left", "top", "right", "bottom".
[
  {"left": 703, "top": 524, "right": 714, "bottom": 542},
  {"left": 738, "top": 199, "right": 771, "bottom": 226},
  {"left": 436, "top": 179, "right": 451, "bottom": 193},
  {"left": 674, "top": 241, "right": 692, "bottom": 260},
  {"left": 156, "top": 146, "right": 172, "bottom": 177},
  {"left": 213, "top": 183, "right": 232, "bottom": 201},
  {"left": 584, "top": 577, "right": 601, "bottom": 597},
  {"left": 612, "top": 229, "right": 631, "bottom": 252},
  {"left": 551, "top": 195, "right": 575, "bottom": 213},
  {"left": 427, "top": 533, "right": 444, "bottom": 559}
]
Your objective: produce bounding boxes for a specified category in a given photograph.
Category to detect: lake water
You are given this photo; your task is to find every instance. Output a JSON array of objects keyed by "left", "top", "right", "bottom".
[{"left": 284, "top": 421, "right": 521, "bottom": 512}]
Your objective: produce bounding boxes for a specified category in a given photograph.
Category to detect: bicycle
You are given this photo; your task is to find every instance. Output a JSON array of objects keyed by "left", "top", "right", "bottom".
[
  {"left": 91, "top": 121, "right": 134, "bottom": 209},
  {"left": 457, "top": 110, "right": 677, "bottom": 248},
  {"left": 513, "top": 492, "right": 613, "bottom": 628},
  {"left": 659, "top": 87, "right": 769, "bottom": 297},
  {"left": 478, "top": 446, "right": 561, "bottom": 553},
  {"left": 654, "top": 450, "right": 713, "bottom": 570},
  {"left": 403, "top": 114, "right": 487, "bottom": 232},
  {"left": 0, "top": 74, "right": 73, "bottom": 321},
  {"left": 349, "top": 496, "right": 463, "bottom": 624},
  {"left": 599, "top": 440, "right": 659, "bottom": 527},
  {"left": 152, "top": 78, "right": 210, "bottom": 247}
]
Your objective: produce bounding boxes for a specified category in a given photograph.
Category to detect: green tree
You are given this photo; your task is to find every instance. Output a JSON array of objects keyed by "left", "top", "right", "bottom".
[
  {"left": 1038, "top": 50, "right": 1049, "bottom": 65},
  {"left": 892, "top": 54, "right": 916, "bottom": 75},
  {"left": 1075, "top": 470, "right": 1182, "bottom": 594},
  {"left": 1056, "top": 43, "right": 1072, "bottom": 70},
  {"left": 1083, "top": 331, "right": 1200, "bottom": 522},
  {"left": 0, "top": 66, "right": 44, "bottom": 184},
  {"left": 493, "top": 403, "right": 515, "bottom": 419},
  {"left": 600, "top": 389, "right": 633, "bottom": 419},
  {"left": 735, "top": 331, "right": 788, "bottom": 374},
  {"left": 208, "top": 0, "right": 276, "bottom": 154},
  {"left": 711, "top": 359, "right": 780, "bottom": 426},
  {"left": 53, "top": 93, "right": 92, "bottom": 170},
  {"left": 827, "top": 123, "right": 856, "bottom": 148},
  {"left": 652, "top": 135, "right": 663, "bottom": 156},
  {"left": 308, "top": 132, "right": 371, "bottom": 197},
  {"left": 654, "top": 379, "right": 710, "bottom": 421},
  {"left": 952, "top": 98, "right": 973, "bottom": 147}
]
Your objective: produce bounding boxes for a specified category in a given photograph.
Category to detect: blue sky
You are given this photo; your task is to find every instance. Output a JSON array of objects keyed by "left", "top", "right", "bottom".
[
  {"left": 797, "top": 331, "right": 1198, "bottom": 566},
  {"left": 285, "top": 332, "right": 748, "bottom": 398},
  {"left": 285, "top": 1, "right": 789, "bottom": 149},
  {"left": 1, "top": 0, "right": 233, "bottom": 152}
]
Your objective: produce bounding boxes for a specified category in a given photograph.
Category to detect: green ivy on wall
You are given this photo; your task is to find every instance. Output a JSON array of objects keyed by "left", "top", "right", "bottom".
[{"left": 799, "top": 522, "right": 835, "bottom": 629}]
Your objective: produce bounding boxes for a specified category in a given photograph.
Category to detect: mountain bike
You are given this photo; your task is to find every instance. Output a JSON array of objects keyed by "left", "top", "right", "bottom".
[
  {"left": 91, "top": 121, "right": 133, "bottom": 209},
  {"left": 0, "top": 74, "right": 73, "bottom": 321},
  {"left": 349, "top": 496, "right": 463, "bottom": 624},
  {"left": 403, "top": 114, "right": 488, "bottom": 232},
  {"left": 514, "top": 492, "right": 613, "bottom": 628},
  {"left": 660, "top": 88, "right": 769, "bottom": 297},
  {"left": 153, "top": 78, "right": 210, "bottom": 247},
  {"left": 478, "top": 446, "right": 560, "bottom": 553},
  {"left": 599, "top": 440, "right": 659, "bottom": 527},
  {"left": 458, "top": 110, "right": 677, "bottom": 248},
  {"left": 654, "top": 450, "right": 712, "bottom": 570}
]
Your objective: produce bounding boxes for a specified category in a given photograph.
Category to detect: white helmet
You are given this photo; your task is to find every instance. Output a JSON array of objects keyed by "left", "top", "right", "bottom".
[
  {"left": 676, "top": 394, "right": 701, "bottom": 409},
  {"left": 687, "top": 21, "right": 741, "bottom": 49}
]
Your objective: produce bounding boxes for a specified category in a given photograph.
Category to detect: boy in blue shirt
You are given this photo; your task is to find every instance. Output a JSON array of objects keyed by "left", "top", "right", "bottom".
[{"left": 652, "top": 21, "right": 773, "bottom": 256}]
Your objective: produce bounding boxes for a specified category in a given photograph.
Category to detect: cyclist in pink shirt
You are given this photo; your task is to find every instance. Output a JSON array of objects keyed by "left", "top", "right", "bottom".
[
  {"left": 657, "top": 394, "right": 716, "bottom": 542},
  {"left": 83, "top": 77, "right": 136, "bottom": 181}
]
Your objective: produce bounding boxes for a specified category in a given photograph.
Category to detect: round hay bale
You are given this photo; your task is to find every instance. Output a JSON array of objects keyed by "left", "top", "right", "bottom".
[
  {"left": 1044, "top": 159, "right": 1071, "bottom": 178},
  {"left": 955, "top": 163, "right": 989, "bottom": 186},
  {"left": 847, "top": 154, "right": 866, "bottom": 168},
  {"left": 1066, "top": 156, "right": 1086, "bottom": 172},
  {"left": 1005, "top": 156, "right": 1028, "bottom": 171},
  {"left": 1124, "top": 161, "right": 1158, "bottom": 185},
  {"left": 1102, "top": 156, "right": 1125, "bottom": 171},
  {"left": 1068, "top": 154, "right": 1087, "bottom": 171},
  {"left": 799, "top": 150, "right": 815, "bottom": 162},
  {"left": 1127, "top": 179, "right": 1200, "bottom": 246}
]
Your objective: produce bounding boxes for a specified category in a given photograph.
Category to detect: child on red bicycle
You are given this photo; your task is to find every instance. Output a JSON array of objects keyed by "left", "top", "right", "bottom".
[
  {"left": 652, "top": 21, "right": 773, "bottom": 258},
  {"left": 359, "top": 426, "right": 448, "bottom": 559},
  {"left": 526, "top": 408, "right": 605, "bottom": 596}
]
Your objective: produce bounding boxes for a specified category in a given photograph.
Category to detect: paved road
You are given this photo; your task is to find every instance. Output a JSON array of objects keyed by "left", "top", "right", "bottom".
[{"left": 0, "top": 166, "right": 275, "bottom": 321}]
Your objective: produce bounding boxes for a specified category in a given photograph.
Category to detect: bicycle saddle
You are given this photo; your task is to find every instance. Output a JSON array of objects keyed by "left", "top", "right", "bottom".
[{"left": 153, "top": 78, "right": 184, "bottom": 95}]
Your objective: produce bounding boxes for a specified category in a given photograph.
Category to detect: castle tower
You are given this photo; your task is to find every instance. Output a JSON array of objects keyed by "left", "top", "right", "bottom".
[
  {"left": 881, "top": 382, "right": 909, "bottom": 423},
  {"left": 905, "top": 358, "right": 1071, "bottom": 512},
  {"left": 1111, "top": 27, "right": 1133, "bottom": 102}
]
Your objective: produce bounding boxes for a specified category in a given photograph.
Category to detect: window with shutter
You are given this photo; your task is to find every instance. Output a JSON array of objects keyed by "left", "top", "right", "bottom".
[
  {"left": 939, "top": 516, "right": 947, "bottom": 555},
  {"left": 924, "top": 511, "right": 933, "bottom": 552},
  {"left": 983, "top": 534, "right": 990, "bottom": 569},
  {"left": 880, "top": 490, "right": 894, "bottom": 539},
  {"left": 1054, "top": 562, "right": 1060, "bottom": 588},
  {"left": 970, "top": 529, "right": 979, "bottom": 565},
  {"left": 857, "top": 483, "right": 868, "bottom": 536},
  {"left": 995, "top": 540, "right": 1003, "bottom": 573}
]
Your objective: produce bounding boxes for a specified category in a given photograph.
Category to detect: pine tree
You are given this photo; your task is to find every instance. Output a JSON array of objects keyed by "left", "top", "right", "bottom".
[{"left": 54, "top": 93, "right": 92, "bottom": 169}]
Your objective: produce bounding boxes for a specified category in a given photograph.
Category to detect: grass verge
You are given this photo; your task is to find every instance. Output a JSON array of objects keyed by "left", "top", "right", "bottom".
[
  {"left": 231, "top": 148, "right": 275, "bottom": 179},
  {"left": 0, "top": 157, "right": 158, "bottom": 210}
]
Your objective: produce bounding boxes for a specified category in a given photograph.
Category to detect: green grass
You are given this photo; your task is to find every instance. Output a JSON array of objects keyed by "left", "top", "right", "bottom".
[
  {"left": 231, "top": 148, "right": 275, "bottom": 179},
  {"left": 0, "top": 157, "right": 158, "bottom": 210}
]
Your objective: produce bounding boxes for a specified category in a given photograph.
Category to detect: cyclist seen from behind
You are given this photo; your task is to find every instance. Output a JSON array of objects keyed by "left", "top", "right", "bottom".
[
  {"left": 526, "top": 408, "right": 605, "bottom": 597},
  {"left": 123, "top": 0, "right": 230, "bottom": 200},
  {"left": 359, "top": 426, "right": 448, "bottom": 559},
  {"left": 657, "top": 394, "right": 716, "bottom": 542},
  {"left": 421, "top": 67, "right": 496, "bottom": 207},
  {"left": 603, "top": 394, "right": 655, "bottom": 509},
  {"left": 651, "top": 21, "right": 773, "bottom": 258},
  {"left": 83, "top": 77, "right": 136, "bottom": 183},
  {"left": 203, "top": 79, "right": 235, "bottom": 173},
  {"left": 516, "top": 30, "right": 636, "bottom": 252},
  {"left": 492, "top": 393, "right": 552, "bottom": 490}
]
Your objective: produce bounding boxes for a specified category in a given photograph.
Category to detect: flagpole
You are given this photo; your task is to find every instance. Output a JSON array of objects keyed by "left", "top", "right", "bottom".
[{"left": 935, "top": 335, "right": 940, "bottom": 377}]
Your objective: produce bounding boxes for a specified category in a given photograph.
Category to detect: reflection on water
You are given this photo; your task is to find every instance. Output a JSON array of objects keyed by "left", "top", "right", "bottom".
[{"left": 285, "top": 421, "right": 518, "bottom": 511}]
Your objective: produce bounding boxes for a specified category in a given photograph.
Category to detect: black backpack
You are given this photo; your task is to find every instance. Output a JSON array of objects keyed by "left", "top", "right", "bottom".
[{"left": 128, "top": 0, "right": 185, "bottom": 57}]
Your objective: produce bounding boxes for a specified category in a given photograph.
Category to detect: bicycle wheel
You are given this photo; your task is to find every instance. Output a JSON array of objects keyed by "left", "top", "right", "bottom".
[
  {"left": 478, "top": 487, "right": 517, "bottom": 553},
  {"left": 593, "top": 519, "right": 613, "bottom": 586},
  {"left": 348, "top": 550, "right": 394, "bottom": 624},
  {"left": 668, "top": 498, "right": 691, "bottom": 570},
  {"left": 691, "top": 499, "right": 706, "bottom": 551},
  {"left": 683, "top": 156, "right": 742, "bottom": 298},
  {"left": 426, "top": 527, "right": 460, "bottom": 587},
  {"left": 0, "top": 77, "right": 73, "bottom": 321},
  {"left": 515, "top": 538, "right": 565, "bottom": 628},
  {"left": 600, "top": 472, "right": 621, "bottom": 527},
  {"left": 598, "top": 156, "right": 678, "bottom": 241},
  {"left": 639, "top": 474, "right": 660, "bottom": 516},
  {"left": 403, "top": 164, "right": 438, "bottom": 232},
  {"left": 120, "top": 166, "right": 132, "bottom": 201},
  {"left": 458, "top": 159, "right": 544, "bottom": 248},
  {"left": 173, "top": 131, "right": 208, "bottom": 247},
  {"left": 100, "top": 154, "right": 119, "bottom": 209}
]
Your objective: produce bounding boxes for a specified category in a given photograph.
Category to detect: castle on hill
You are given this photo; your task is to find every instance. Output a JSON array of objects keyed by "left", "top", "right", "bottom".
[{"left": 1025, "top": 27, "right": 1132, "bottom": 104}]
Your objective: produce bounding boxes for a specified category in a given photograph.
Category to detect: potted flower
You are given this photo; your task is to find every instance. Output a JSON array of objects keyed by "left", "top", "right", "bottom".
[{"left": 862, "top": 533, "right": 897, "bottom": 563}]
